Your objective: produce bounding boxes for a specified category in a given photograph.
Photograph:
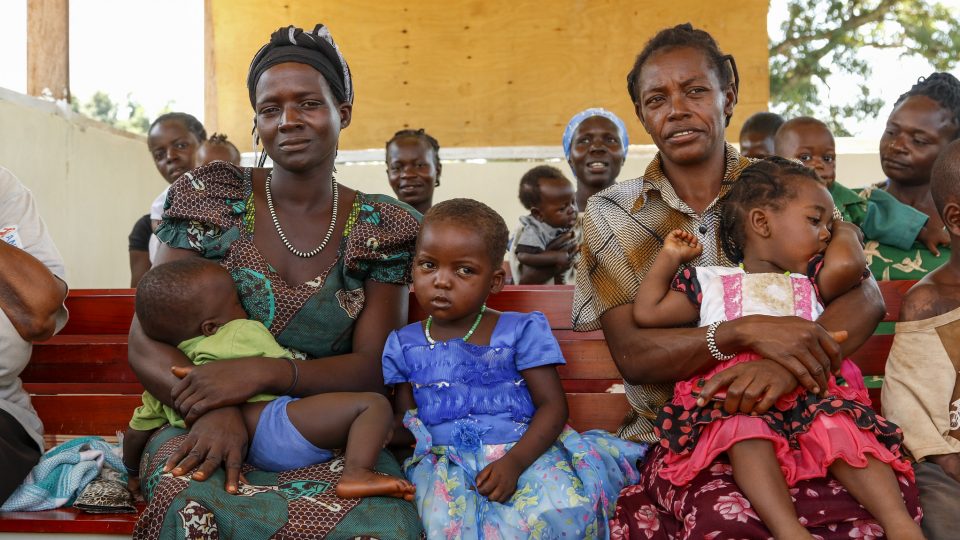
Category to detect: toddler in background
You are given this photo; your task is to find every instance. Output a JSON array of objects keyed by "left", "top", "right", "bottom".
[
  {"left": 739, "top": 111, "right": 784, "bottom": 159},
  {"left": 386, "top": 198, "right": 644, "bottom": 539},
  {"left": 633, "top": 157, "right": 920, "bottom": 539},
  {"left": 775, "top": 116, "right": 948, "bottom": 254},
  {"left": 883, "top": 139, "right": 960, "bottom": 539},
  {"left": 508, "top": 165, "right": 578, "bottom": 284},
  {"left": 196, "top": 133, "right": 242, "bottom": 167},
  {"left": 123, "top": 258, "right": 414, "bottom": 501}
]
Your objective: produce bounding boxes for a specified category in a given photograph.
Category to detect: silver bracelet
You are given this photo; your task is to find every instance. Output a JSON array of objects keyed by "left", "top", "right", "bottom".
[
  {"left": 706, "top": 321, "right": 735, "bottom": 361},
  {"left": 282, "top": 357, "right": 299, "bottom": 395}
]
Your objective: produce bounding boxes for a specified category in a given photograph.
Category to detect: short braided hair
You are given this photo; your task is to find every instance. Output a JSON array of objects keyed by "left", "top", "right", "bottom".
[
  {"left": 518, "top": 165, "right": 569, "bottom": 210},
  {"left": 894, "top": 72, "right": 960, "bottom": 140},
  {"left": 419, "top": 198, "right": 509, "bottom": 266},
  {"left": 148, "top": 112, "right": 207, "bottom": 142},
  {"left": 386, "top": 128, "right": 441, "bottom": 170},
  {"left": 626, "top": 23, "right": 739, "bottom": 126},
  {"left": 719, "top": 156, "right": 821, "bottom": 263}
]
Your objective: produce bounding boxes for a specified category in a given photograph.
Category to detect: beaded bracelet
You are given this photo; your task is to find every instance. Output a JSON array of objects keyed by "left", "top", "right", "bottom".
[
  {"left": 706, "top": 321, "right": 735, "bottom": 361},
  {"left": 283, "top": 357, "right": 299, "bottom": 395}
]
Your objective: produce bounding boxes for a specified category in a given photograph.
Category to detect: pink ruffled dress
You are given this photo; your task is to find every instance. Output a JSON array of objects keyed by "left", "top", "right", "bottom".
[{"left": 655, "top": 265, "right": 913, "bottom": 486}]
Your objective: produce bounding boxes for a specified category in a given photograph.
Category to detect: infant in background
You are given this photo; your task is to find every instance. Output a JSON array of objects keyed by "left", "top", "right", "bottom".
[
  {"left": 122, "top": 258, "right": 414, "bottom": 502},
  {"left": 196, "top": 133, "right": 242, "bottom": 167},
  {"left": 509, "top": 165, "right": 578, "bottom": 284}
]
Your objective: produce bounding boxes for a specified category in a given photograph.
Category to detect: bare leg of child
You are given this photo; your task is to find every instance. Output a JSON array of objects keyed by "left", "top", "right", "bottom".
[
  {"left": 122, "top": 427, "right": 154, "bottom": 501},
  {"left": 242, "top": 393, "right": 415, "bottom": 501},
  {"left": 829, "top": 458, "right": 923, "bottom": 539},
  {"left": 727, "top": 439, "right": 813, "bottom": 540}
]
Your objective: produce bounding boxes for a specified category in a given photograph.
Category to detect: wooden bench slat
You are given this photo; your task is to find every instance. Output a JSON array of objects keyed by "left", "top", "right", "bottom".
[
  {"left": 567, "top": 393, "right": 630, "bottom": 433},
  {"left": 31, "top": 395, "right": 141, "bottom": 437},
  {"left": 0, "top": 508, "right": 139, "bottom": 535}
]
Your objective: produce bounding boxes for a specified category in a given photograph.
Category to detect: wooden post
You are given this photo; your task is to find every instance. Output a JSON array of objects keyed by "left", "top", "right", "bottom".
[{"left": 27, "top": 0, "right": 70, "bottom": 100}]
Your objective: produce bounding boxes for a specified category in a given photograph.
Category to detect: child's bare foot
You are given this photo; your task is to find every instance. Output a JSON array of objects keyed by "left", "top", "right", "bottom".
[
  {"left": 127, "top": 476, "right": 144, "bottom": 503},
  {"left": 335, "top": 468, "right": 415, "bottom": 501}
]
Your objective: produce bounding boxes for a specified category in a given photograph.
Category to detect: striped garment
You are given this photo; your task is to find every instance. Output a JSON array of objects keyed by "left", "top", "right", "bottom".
[{"left": 573, "top": 143, "right": 752, "bottom": 443}]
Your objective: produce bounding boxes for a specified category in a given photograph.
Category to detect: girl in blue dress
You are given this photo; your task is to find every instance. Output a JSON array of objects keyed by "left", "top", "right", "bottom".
[{"left": 382, "top": 198, "right": 646, "bottom": 539}]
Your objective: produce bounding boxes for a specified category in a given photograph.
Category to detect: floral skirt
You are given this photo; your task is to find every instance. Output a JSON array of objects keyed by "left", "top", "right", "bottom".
[
  {"left": 133, "top": 426, "right": 424, "bottom": 540},
  {"left": 403, "top": 412, "right": 647, "bottom": 539},
  {"left": 655, "top": 355, "right": 912, "bottom": 486},
  {"left": 611, "top": 445, "right": 922, "bottom": 539}
]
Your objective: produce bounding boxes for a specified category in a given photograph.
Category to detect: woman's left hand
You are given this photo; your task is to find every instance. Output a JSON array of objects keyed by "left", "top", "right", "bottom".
[
  {"left": 171, "top": 358, "right": 276, "bottom": 424},
  {"left": 696, "top": 358, "right": 799, "bottom": 415}
]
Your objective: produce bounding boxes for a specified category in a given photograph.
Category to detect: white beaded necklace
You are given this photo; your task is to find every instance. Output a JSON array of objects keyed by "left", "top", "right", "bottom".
[{"left": 265, "top": 171, "right": 338, "bottom": 258}]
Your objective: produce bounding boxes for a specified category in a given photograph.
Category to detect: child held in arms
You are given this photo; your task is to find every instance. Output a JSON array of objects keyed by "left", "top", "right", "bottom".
[
  {"left": 122, "top": 258, "right": 414, "bottom": 502},
  {"left": 508, "top": 166, "right": 578, "bottom": 284},
  {"left": 775, "top": 116, "right": 946, "bottom": 254}
]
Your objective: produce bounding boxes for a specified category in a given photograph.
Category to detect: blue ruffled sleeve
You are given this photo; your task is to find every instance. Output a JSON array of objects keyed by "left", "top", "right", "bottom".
[
  {"left": 513, "top": 311, "right": 566, "bottom": 371},
  {"left": 381, "top": 330, "right": 408, "bottom": 385}
]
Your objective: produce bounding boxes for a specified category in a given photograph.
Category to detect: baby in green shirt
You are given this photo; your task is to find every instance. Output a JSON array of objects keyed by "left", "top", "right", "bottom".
[
  {"left": 774, "top": 116, "right": 948, "bottom": 254},
  {"left": 123, "top": 258, "right": 414, "bottom": 501}
]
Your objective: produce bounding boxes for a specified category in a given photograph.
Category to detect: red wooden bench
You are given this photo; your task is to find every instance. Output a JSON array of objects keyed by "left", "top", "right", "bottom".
[{"left": 0, "top": 282, "right": 913, "bottom": 536}]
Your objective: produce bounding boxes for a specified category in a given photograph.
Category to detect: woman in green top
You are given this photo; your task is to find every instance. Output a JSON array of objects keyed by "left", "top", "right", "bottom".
[
  {"left": 127, "top": 24, "right": 423, "bottom": 539},
  {"left": 871, "top": 72, "right": 960, "bottom": 280}
]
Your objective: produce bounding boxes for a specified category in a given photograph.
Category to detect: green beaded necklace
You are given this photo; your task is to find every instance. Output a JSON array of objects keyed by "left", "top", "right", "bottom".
[{"left": 424, "top": 304, "right": 487, "bottom": 347}]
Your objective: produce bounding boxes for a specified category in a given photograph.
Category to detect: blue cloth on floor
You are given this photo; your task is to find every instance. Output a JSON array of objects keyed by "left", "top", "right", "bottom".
[
  {"left": 1, "top": 436, "right": 124, "bottom": 511},
  {"left": 247, "top": 396, "right": 334, "bottom": 471}
]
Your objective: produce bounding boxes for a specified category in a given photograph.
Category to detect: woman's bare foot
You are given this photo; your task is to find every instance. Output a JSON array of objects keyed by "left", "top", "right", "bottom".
[{"left": 335, "top": 467, "right": 415, "bottom": 501}]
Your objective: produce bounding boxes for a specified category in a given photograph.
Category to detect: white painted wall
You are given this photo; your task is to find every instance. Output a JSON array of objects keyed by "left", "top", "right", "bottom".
[{"left": 0, "top": 87, "right": 166, "bottom": 288}]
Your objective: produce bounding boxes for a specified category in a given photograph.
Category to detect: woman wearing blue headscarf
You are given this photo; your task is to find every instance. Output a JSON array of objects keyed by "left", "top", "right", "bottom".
[{"left": 562, "top": 108, "right": 630, "bottom": 211}]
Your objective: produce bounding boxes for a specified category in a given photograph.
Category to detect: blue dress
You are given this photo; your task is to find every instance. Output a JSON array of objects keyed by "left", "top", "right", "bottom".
[{"left": 382, "top": 311, "right": 647, "bottom": 539}]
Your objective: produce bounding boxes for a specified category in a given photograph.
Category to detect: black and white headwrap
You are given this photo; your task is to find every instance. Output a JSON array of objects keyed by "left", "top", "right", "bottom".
[{"left": 247, "top": 24, "right": 354, "bottom": 107}]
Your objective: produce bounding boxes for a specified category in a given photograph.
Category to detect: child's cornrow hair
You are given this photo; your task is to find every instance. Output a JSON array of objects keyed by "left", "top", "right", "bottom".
[
  {"left": 207, "top": 133, "right": 232, "bottom": 145},
  {"left": 420, "top": 198, "right": 509, "bottom": 265},
  {"left": 148, "top": 112, "right": 207, "bottom": 142},
  {"left": 894, "top": 72, "right": 960, "bottom": 139},
  {"left": 626, "top": 23, "right": 739, "bottom": 126},
  {"left": 719, "top": 156, "right": 820, "bottom": 263},
  {"left": 518, "top": 165, "right": 568, "bottom": 210},
  {"left": 386, "top": 128, "right": 441, "bottom": 169}
]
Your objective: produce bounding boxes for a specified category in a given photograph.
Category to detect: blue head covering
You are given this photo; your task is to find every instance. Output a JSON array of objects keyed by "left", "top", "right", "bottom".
[{"left": 561, "top": 108, "right": 630, "bottom": 164}]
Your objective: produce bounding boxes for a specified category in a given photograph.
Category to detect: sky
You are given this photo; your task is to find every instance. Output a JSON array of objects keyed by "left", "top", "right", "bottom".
[
  {"left": 0, "top": 1, "right": 959, "bottom": 138},
  {"left": 0, "top": 0, "right": 204, "bottom": 122}
]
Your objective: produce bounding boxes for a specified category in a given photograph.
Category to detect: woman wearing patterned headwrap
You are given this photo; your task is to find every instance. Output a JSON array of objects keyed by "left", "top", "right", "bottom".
[
  {"left": 576, "top": 24, "right": 919, "bottom": 537},
  {"left": 128, "top": 24, "right": 423, "bottom": 540}
]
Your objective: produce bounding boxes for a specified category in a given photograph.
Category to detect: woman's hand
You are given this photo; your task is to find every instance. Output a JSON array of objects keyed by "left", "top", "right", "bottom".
[
  {"left": 722, "top": 315, "right": 844, "bottom": 395},
  {"left": 163, "top": 406, "right": 248, "bottom": 493},
  {"left": 696, "top": 359, "right": 798, "bottom": 414},
  {"left": 171, "top": 358, "right": 284, "bottom": 425},
  {"left": 476, "top": 454, "right": 523, "bottom": 503}
]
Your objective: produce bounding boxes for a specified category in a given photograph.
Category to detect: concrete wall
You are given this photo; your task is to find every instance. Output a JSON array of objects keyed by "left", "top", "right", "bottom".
[
  {"left": 0, "top": 87, "right": 166, "bottom": 288},
  {"left": 207, "top": 0, "right": 770, "bottom": 151}
]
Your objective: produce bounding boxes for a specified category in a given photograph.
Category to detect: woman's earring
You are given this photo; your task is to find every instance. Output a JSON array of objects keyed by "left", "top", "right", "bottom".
[{"left": 435, "top": 179, "right": 440, "bottom": 187}]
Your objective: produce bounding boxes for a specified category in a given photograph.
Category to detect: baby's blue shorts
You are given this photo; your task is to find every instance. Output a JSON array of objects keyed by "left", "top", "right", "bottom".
[{"left": 248, "top": 395, "right": 334, "bottom": 471}]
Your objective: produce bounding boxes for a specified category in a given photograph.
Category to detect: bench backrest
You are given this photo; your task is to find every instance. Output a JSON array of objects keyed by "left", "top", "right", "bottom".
[{"left": 22, "top": 282, "right": 913, "bottom": 446}]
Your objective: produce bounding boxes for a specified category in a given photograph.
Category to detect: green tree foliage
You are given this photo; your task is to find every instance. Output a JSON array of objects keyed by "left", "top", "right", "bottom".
[
  {"left": 70, "top": 91, "right": 170, "bottom": 135},
  {"left": 770, "top": 0, "right": 960, "bottom": 135}
]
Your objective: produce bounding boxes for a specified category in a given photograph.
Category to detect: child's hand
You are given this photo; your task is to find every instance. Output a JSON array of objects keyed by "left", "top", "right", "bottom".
[
  {"left": 917, "top": 224, "right": 950, "bottom": 257},
  {"left": 662, "top": 229, "right": 703, "bottom": 263},
  {"left": 475, "top": 454, "right": 523, "bottom": 503}
]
